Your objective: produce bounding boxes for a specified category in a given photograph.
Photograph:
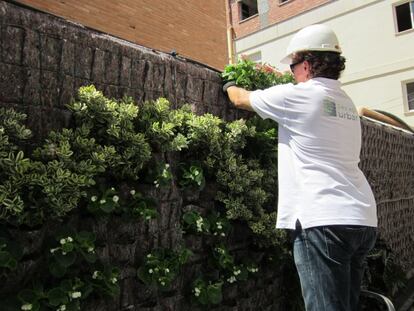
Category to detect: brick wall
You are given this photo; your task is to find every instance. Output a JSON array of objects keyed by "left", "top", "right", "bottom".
[
  {"left": 14, "top": 0, "right": 228, "bottom": 70},
  {"left": 230, "top": 0, "right": 331, "bottom": 38}
]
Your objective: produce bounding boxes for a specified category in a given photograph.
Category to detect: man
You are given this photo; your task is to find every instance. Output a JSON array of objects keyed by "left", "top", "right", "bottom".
[{"left": 223, "top": 24, "right": 377, "bottom": 311}]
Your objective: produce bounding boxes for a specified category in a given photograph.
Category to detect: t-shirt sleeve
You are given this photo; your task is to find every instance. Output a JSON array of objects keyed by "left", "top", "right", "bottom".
[{"left": 249, "top": 83, "right": 293, "bottom": 124}]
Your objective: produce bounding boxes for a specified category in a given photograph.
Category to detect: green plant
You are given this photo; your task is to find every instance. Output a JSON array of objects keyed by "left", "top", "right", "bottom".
[
  {"left": 182, "top": 211, "right": 210, "bottom": 234},
  {"left": 364, "top": 240, "right": 407, "bottom": 298},
  {"left": 179, "top": 164, "right": 205, "bottom": 189},
  {"left": 192, "top": 277, "right": 223, "bottom": 306},
  {"left": 128, "top": 189, "right": 158, "bottom": 221},
  {"left": 48, "top": 229, "right": 97, "bottom": 278},
  {"left": 222, "top": 58, "right": 294, "bottom": 90},
  {"left": 88, "top": 265, "right": 120, "bottom": 298},
  {"left": 17, "top": 278, "right": 88, "bottom": 311},
  {"left": 137, "top": 248, "right": 192, "bottom": 290},
  {"left": 86, "top": 187, "right": 120, "bottom": 215},
  {"left": 0, "top": 236, "right": 22, "bottom": 271}
]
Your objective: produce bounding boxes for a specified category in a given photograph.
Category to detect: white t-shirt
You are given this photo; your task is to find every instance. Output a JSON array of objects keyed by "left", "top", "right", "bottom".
[{"left": 250, "top": 77, "right": 377, "bottom": 229}]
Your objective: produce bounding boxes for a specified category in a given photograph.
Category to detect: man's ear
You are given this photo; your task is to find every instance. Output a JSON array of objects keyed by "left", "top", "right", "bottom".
[{"left": 303, "top": 60, "right": 310, "bottom": 72}]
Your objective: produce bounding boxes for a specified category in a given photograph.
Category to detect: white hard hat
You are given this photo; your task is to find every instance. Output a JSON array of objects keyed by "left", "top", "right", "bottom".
[{"left": 280, "top": 24, "right": 342, "bottom": 64}]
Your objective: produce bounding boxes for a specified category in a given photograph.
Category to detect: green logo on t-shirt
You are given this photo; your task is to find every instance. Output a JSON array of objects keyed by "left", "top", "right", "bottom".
[
  {"left": 323, "top": 97, "right": 358, "bottom": 121},
  {"left": 323, "top": 99, "right": 337, "bottom": 117}
]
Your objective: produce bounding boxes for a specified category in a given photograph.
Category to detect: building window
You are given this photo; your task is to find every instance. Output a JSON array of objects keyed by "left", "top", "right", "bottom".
[
  {"left": 405, "top": 81, "right": 414, "bottom": 111},
  {"left": 394, "top": 1, "right": 414, "bottom": 32},
  {"left": 240, "top": 0, "right": 258, "bottom": 21}
]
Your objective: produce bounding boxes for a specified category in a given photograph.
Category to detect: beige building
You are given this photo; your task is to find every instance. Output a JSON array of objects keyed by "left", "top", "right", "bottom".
[{"left": 230, "top": 0, "right": 414, "bottom": 126}]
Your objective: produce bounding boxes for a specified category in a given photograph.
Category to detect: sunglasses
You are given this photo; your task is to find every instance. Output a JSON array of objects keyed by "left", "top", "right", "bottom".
[{"left": 289, "top": 60, "right": 304, "bottom": 72}]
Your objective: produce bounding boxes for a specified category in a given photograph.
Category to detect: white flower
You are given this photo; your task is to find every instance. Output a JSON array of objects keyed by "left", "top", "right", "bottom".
[
  {"left": 21, "top": 304, "right": 32, "bottom": 311},
  {"left": 62, "top": 251, "right": 67, "bottom": 255},
  {"left": 233, "top": 269, "right": 241, "bottom": 276},
  {"left": 216, "top": 222, "right": 223, "bottom": 230},
  {"left": 57, "top": 305, "right": 66, "bottom": 311},
  {"left": 112, "top": 195, "right": 119, "bottom": 203},
  {"left": 160, "top": 281, "right": 166, "bottom": 286},
  {"left": 147, "top": 254, "right": 152, "bottom": 258},
  {"left": 99, "top": 199, "right": 106, "bottom": 204},
  {"left": 227, "top": 276, "right": 236, "bottom": 283},
  {"left": 164, "top": 268, "right": 170, "bottom": 273},
  {"left": 87, "top": 247, "right": 94, "bottom": 253},
  {"left": 60, "top": 238, "right": 66, "bottom": 245},
  {"left": 248, "top": 266, "right": 259, "bottom": 273},
  {"left": 67, "top": 237, "right": 73, "bottom": 242},
  {"left": 194, "top": 287, "right": 201, "bottom": 297},
  {"left": 92, "top": 271, "right": 100, "bottom": 279},
  {"left": 148, "top": 269, "right": 153, "bottom": 274},
  {"left": 111, "top": 187, "right": 115, "bottom": 191},
  {"left": 145, "top": 215, "right": 151, "bottom": 220},
  {"left": 196, "top": 217, "right": 204, "bottom": 232},
  {"left": 91, "top": 196, "right": 97, "bottom": 202},
  {"left": 130, "top": 190, "right": 136, "bottom": 195},
  {"left": 50, "top": 247, "right": 59, "bottom": 254},
  {"left": 220, "top": 233, "right": 226, "bottom": 237},
  {"left": 111, "top": 277, "right": 117, "bottom": 284},
  {"left": 70, "top": 291, "right": 82, "bottom": 299}
]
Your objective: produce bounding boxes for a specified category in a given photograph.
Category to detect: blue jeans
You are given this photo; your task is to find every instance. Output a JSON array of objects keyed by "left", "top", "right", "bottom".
[{"left": 293, "top": 222, "right": 377, "bottom": 311}]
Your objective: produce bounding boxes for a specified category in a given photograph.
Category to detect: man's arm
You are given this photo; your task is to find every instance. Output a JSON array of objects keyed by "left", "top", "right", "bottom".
[{"left": 226, "top": 86, "right": 254, "bottom": 112}]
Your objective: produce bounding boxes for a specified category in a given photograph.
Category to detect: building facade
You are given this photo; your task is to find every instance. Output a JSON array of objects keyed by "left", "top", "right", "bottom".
[
  {"left": 229, "top": 0, "right": 414, "bottom": 126},
  {"left": 15, "top": 0, "right": 228, "bottom": 70}
]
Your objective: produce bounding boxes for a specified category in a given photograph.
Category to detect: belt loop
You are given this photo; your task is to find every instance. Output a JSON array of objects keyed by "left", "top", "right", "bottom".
[{"left": 295, "top": 219, "right": 302, "bottom": 231}]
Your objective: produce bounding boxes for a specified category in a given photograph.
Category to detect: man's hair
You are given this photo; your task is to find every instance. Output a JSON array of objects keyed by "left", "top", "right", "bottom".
[{"left": 294, "top": 51, "right": 346, "bottom": 80}]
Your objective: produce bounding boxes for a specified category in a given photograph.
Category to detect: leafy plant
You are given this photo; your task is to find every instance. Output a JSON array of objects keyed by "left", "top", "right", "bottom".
[
  {"left": 17, "top": 278, "right": 88, "bottom": 311},
  {"left": 86, "top": 187, "right": 120, "bottom": 215},
  {"left": 182, "top": 211, "right": 210, "bottom": 234},
  {"left": 137, "top": 248, "right": 192, "bottom": 290},
  {"left": 192, "top": 277, "right": 223, "bottom": 306},
  {"left": 128, "top": 189, "right": 158, "bottom": 221},
  {"left": 222, "top": 58, "right": 294, "bottom": 90},
  {"left": 0, "top": 236, "right": 22, "bottom": 271},
  {"left": 179, "top": 164, "right": 205, "bottom": 189},
  {"left": 48, "top": 229, "right": 97, "bottom": 278}
]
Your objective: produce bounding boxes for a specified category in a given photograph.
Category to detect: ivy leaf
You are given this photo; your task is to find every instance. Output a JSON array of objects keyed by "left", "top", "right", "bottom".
[
  {"left": 207, "top": 282, "right": 223, "bottom": 305},
  {"left": 80, "top": 250, "right": 97, "bottom": 263},
  {"left": 47, "top": 288, "right": 68, "bottom": 306},
  {"left": 137, "top": 266, "right": 152, "bottom": 285},
  {"left": 0, "top": 251, "right": 15, "bottom": 269},
  {"left": 99, "top": 201, "right": 116, "bottom": 213},
  {"left": 54, "top": 251, "right": 77, "bottom": 268},
  {"left": 49, "top": 261, "right": 67, "bottom": 278},
  {"left": 18, "top": 289, "right": 38, "bottom": 302}
]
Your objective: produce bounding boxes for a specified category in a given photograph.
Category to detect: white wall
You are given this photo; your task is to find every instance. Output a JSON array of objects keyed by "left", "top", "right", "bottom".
[{"left": 235, "top": 0, "right": 414, "bottom": 126}]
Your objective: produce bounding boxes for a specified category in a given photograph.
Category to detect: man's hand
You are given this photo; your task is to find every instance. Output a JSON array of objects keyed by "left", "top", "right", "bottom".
[
  {"left": 222, "top": 82, "right": 254, "bottom": 112},
  {"left": 222, "top": 81, "right": 237, "bottom": 93}
]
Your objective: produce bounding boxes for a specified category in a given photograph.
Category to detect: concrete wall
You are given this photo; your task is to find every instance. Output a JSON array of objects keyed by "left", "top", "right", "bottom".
[
  {"left": 14, "top": 0, "right": 228, "bottom": 70},
  {"left": 234, "top": 0, "right": 414, "bottom": 126}
]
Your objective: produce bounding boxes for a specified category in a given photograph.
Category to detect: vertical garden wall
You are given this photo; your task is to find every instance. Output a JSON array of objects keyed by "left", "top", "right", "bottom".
[{"left": 0, "top": 1, "right": 413, "bottom": 311}]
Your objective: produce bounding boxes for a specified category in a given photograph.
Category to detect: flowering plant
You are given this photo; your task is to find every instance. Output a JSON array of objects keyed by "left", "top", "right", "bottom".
[
  {"left": 87, "top": 187, "right": 120, "bottom": 215},
  {"left": 137, "top": 248, "right": 192, "bottom": 290},
  {"left": 48, "top": 230, "right": 97, "bottom": 278},
  {"left": 191, "top": 277, "right": 223, "bottom": 305}
]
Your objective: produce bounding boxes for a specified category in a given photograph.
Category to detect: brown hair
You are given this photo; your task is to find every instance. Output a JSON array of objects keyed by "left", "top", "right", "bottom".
[{"left": 294, "top": 51, "right": 346, "bottom": 80}]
